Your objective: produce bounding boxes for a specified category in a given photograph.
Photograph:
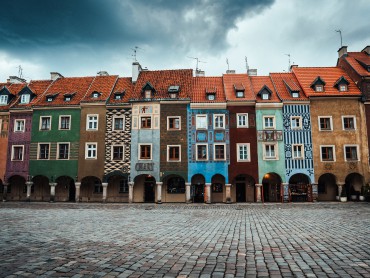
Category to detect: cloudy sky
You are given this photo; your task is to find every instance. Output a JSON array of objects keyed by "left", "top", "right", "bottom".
[{"left": 1, "top": 0, "right": 369, "bottom": 82}]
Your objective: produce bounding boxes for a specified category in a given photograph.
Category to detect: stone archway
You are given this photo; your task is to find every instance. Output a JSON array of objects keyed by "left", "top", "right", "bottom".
[
  {"left": 234, "top": 174, "right": 255, "bottom": 203},
  {"left": 211, "top": 174, "right": 225, "bottom": 203},
  {"left": 289, "top": 173, "right": 311, "bottom": 202},
  {"left": 55, "top": 176, "right": 75, "bottom": 202},
  {"left": 318, "top": 173, "right": 337, "bottom": 201},
  {"left": 262, "top": 172, "right": 282, "bottom": 202},
  {"left": 191, "top": 174, "right": 205, "bottom": 203},
  {"left": 81, "top": 176, "right": 103, "bottom": 202},
  {"left": 107, "top": 174, "right": 129, "bottom": 202},
  {"left": 163, "top": 175, "right": 186, "bottom": 203},
  {"left": 32, "top": 175, "right": 50, "bottom": 201},
  {"left": 7, "top": 175, "right": 26, "bottom": 201},
  {"left": 345, "top": 173, "right": 364, "bottom": 201},
  {"left": 133, "top": 174, "right": 156, "bottom": 203}
]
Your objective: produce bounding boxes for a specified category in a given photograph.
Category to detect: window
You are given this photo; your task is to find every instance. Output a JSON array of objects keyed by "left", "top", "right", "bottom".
[
  {"left": 11, "top": 145, "right": 24, "bottom": 161},
  {"left": 207, "top": 94, "right": 215, "bottom": 101},
  {"left": 57, "top": 143, "right": 69, "bottom": 160},
  {"left": 167, "top": 145, "right": 180, "bottom": 161},
  {"left": 214, "top": 144, "right": 226, "bottom": 160},
  {"left": 291, "top": 116, "right": 302, "bottom": 129},
  {"left": 20, "top": 94, "right": 30, "bottom": 104},
  {"left": 0, "top": 95, "right": 8, "bottom": 104},
  {"left": 112, "top": 145, "right": 124, "bottom": 160},
  {"left": 292, "top": 144, "right": 304, "bottom": 159},
  {"left": 320, "top": 146, "right": 335, "bottom": 162},
  {"left": 315, "top": 85, "right": 324, "bottom": 92},
  {"left": 196, "top": 144, "right": 208, "bottom": 160},
  {"left": 196, "top": 115, "right": 207, "bottom": 129},
  {"left": 115, "top": 95, "right": 121, "bottom": 100},
  {"left": 47, "top": 97, "right": 53, "bottom": 102},
  {"left": 92, "top": 93, "right": 99, "bottom": 98},
  {"left": 65, "top": 96, "right": 71, "bottom": 101},
  {"left": 169, "top": 93, "right": 177, "bottom": 99},
  {"left": 113, "top": 117, "right": 124, "bottom": 131},
  {"left": 263, "top": 143, "right": 277, "bottom": 160},
  {"left": 14, "top": 119, "right": 25, "bottom": 132},
  {"left": 140, "top": 116, "right": 152, "bottom": 129},
  {"left": 167, "top": 177, "right": 185, "bottom": 194},
  {"left": 319, "top": 117, "right": 332, "bottom": 131},
  {"left": 212, "top": 183, "right": 223, "bottom": 193},
  {"left": 38, "top": 144, "right": 50, "bottom": 160},
  {"left": 344, "top": 145, "right": 359, "bottom": 161},
  {"left": 292, "top": 92, "right": 299, "bottom": 98},
  {"left": 237, "top": 143, "right": 250, "bottom": 162},
  {"left": 236, "top": 91, "right": 244, "bottom": 98},
  {"left": 262, "top": 93, "right": 269, "bottom": 100},
  {"left": 167, "top": 117, "right": 180, "bottom": 130},
  {"left": 139, "top": 144, "right": 152, "bottom": 160},
  {"left": 94, "top": 180, "right": 103, "bottom": 193},
  {"left": 119, "top": 179, "right": 128, "bottom": 193},
  {"left": 40, "top": 116, "right": 51, "bottom": 130},
  {"left": 144, "top": 90, "right": 151, "bottom": 99},
  {"left": 214, "top": 114, "right": 225, "bottom": 129},
  {"left": 339, "top": 84, "right": 347, "bottom": 92},
  {"left": 86, "top": 143, "right": 97, "bottom": 159},
  {"left": 263, "top": 116, "right": 275, "bottom": 129},
  {"left": 237, "top": 114, "right": 248, "bottom": 128},
  {"left": 87, "top": 115, "right": 98, "bottom": 130},
  {"left": 342, "top": 116, "right": 356, "bottom": 130},
  {"left": 59, "top": 116, "right": 71, "bottom": 130}
]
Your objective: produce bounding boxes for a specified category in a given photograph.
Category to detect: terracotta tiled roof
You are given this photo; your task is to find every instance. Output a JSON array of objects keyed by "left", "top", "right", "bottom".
[
  {"left": 81, "top": 75, "right": 118, "bottom": 103},
  {"left": 11, "top": 80, "right": 53, "bottom": 109},
  {"left": 345, "top": 52, "right": 370, "bottom": 77},
  {"left": 107, "top": 77, "right": 133, "bottom": 104},
  {"left": 0, "top": 83, "right": 27, "bottom": 110},
  {"left": 292, "top": 67, "right": 361, "bottom": 97},
  {"left": 191, "top": 76, "right": 225, "bottom": 103},
  {"left": 35, "top": 76, "right": 95, "bottom": 107},
  {"left": 250, "top": 76, "right": 281, "bottom": 103},
  {"left": 132, "top": 69, "right": 192, "bottom": 100},
  {"left": 222, "top": 74, "right": 255, "bottom": 102},
  {"left": 270, "top": 73, "right": 307, "bottom": 101}
]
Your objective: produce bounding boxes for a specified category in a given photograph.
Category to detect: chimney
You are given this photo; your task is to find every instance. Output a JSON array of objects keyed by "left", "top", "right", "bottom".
[
  {"left": 97, "top": 71, "right": 109, "bottom": 76},
  {"left": 195, "top": 69, "right": 205, "bottom": 77},
  {"left": 362, "top": 46, "right": 370, "bottom": 55},
  {"left": 226, "top": 70, "right": 236, "bottom": 74},
  {"left": 247, "top": 69, "right": 257, "bottom": 76},
  {"left": 290, "top": 64, "right": 298, "bottom": 71},
  {"left": 8, "top": 76, "right": 26, "bottom": 84},
  {"left": 132, "top": 62, "right": 142, "bottom": 83},
  {"left": 338, "top": 46, "right": 348, "bottom": 58},
  {"left": 50, "top": 72, "right": 64, "bottom": 81}
]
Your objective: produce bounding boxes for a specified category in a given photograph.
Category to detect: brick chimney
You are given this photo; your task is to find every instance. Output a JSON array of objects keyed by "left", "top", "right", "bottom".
[
  {"left": 50, "top": 72, "right": 64, "bottom": 81},
  {"left": 195, "top": 69, "right": 205, "bottom": 77},
  {"left": 132, "top": 62, "right": 142, "bottom": 83},
  {"left": 8, "top": 76, "right": 26, "bottom": 84},
  {"left": 338, "top": 46, "right": 348, "bottom": 58},
  {"left": 362, "top": 46, "right": 370, "bottom": 55},
  {"left": 247, "top": 69, "right": 257, "bottom": 76}
]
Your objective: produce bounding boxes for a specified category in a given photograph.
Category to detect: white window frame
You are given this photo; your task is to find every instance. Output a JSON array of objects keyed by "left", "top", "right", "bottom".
[
  {"left": 20, "top": 94, "right": 30, "bottom": 104},
  {"left": 237, "top": 113, "right": 249, "bottom": 128},
  {"left": 14, "top": 119, "right": 25, "bottom": 132},
  {"left": 213, "top": 114, "right": 225, "bottom": 129},
  {"left": 320, "top": 145, "right": 336, "bottom": 162},
  {"left": 86, "top": 114, "right": 98, "bottom": 131},
  {"left": 11, "top": 145, "right": 24, "bottom": 161},
  {"left": 292, "top": 92, "right": 299, "bottom": 98},
  {"left": 236, "top": 91, "right": 244, "bottom": 98},
  {"left": 167, "top": 145, "right": 181, "bottom": 162},
  {"left": 207, "top": 94, "right": 215, "bottom": 101},
  {"left": 318, "top": 116, "right": 333, "bottom": 131},
  {"left": 167, "top": 116, "right": 181, "bottom": 130},
  {"left": 339, "top": 84, "right": 348, "bottom": 92},
  {"left": 138, "top": 143, "right": 153, "bottom": 160},
  {"left": 214, "top": 143, "right": 226, "bottom": 161},
  {"left": 144, "top": 90, "right": 152, "bottom": 99},
  {"left": 111, "top": 145, "right": 124, "bottom": 161},
  {"left": 263, "top": 143, "right": 278, "bottom": 160},
  {"left": 196, "top": 144, "right": 208, "bottom": 161},
  {"left": 57, "top": 142, "right": 70, "bottom": 160},
  {"left": 140, "top": 115, "right": 152, "bottom": 129},
  {"left": 291, "top": 116, "right": 302, "bottom": 130},
  {"left": 0, "top": 95, "right": 8, "bottom": 104},
  {"left": 263, "top": 116, "right": 275, "bottom": 129},
  {"left": 237, "top": 143, "right": 250, "bottom": 162},
  {"left": 344, "top": 145, "right": 360, "bottom": 162},
  {"left": 262, "top": 93, "right": 269, "bottom": 100},
  {"left": 196, "top": 115, "right": 207, "bottom": 130},
  {"left": 37, "top": 143, "right": 51, "bottom": 160},
  {"left": 315, "top": 85, "right": 324, "bottom": 92},
  {"left": 85, "top": 143, "right": 98, "bottom": 159},
  {"left": 342, "top": 116, "right": 356, "bottom": 131},
  {"left": 113, "top": 116, "right": 125, "bottom": 131},
  {"left": 59, "top": 115, "right": 71, "bottom": 130},
  {"left": 39, "top": 116, "right": 52, "bottom": 131},
  {"left": 292, "top": 144, "right": 304, "bottom": 160}
]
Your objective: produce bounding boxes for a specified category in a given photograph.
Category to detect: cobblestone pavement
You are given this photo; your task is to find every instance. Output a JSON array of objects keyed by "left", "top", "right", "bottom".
[{"left": 0, "top": 202, "right": 369, "bottom": 278}]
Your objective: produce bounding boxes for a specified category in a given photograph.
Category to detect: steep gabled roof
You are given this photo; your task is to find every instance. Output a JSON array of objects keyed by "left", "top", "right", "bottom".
[
  {"left": 344, "top": 52, "right": 370, "bottom": 77},
  {"left": 250, "top": 76, "right": 281, "bottom": 103},
  {"left": 222, "top": 73, "right": 255, "bottom": 102},
  {"left": 107, "top": 77, "right": 133, "bottom": 105},
  {"left": 81, "top": 75, "right": 118, "bottom": 103},
  {"left": 191, "top": 76, "right": 225, "bottom": 103},
  {"left": 270, "top": 72, "right": 307, "bottom": 101},
  {"left": 11, "top": 80, "right": 53, "bottom": 109},
  {"left": 0, "top": 83, "right": 27, "bottom": 110}
]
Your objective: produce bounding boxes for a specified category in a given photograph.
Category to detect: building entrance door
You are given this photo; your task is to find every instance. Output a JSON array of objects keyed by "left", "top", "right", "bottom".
[
  {"left": 193, "top": 184, "right": 204, "bottom": 203},
  {"left": 144, "top": 177, "right": 155, "bottom": 203},
  {"left": 236, "top": 183, "right": 246, "bottom": 202}
]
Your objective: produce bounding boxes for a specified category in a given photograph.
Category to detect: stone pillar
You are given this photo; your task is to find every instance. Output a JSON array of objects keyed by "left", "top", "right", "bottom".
[
  {"left": 337, "top": 184, "right": 343, "bottom": 201},
  {"left": 75, "top": 182, "right": 81, "bottom": 202},
  {"left": 128, "top": 182, "right": 134, "bottom": 203},
  {"left": 205, "top": 183, "right": 211, "bottom": 204},
  {"left": 185, "top": 182, "right": 191, "bottom": 203},
  {"left": 102, "top": 183, "right": 108, "bottom": 202},
  {"left": 49, "top": 183, "right": 57, "bottom": 202},
  {"left": 225, "top": 184, "right": 232, "bottom": 204},
  {"left": 156, "top": 182, "right": 163, "bottom": 204},
  {"left": 2, "top": 183, "right": 8, "bottom": 202},
  {"left": 26, "top": 181, "right": 33, "bottom": 202},
  {"left": 255, "top": 184, "right": 263, "bottom": 203}
]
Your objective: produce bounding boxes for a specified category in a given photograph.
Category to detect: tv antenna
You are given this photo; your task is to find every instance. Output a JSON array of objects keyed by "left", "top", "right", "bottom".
[
  {"left": 285, "top": 54, "right": 291, "bottom": 71},
  {"left": 335, "top": 29, "right": 343, "bottom": 47},
  {"left": 187, "top": 56, "right": 206, "bottom": 71},
  {"left": 17, "top": 65, "right": 23, "bottom": 79},
  {"left": 245, "top": 56, "right": 249, "bottom": 71},
  {"left": 226, "top": 58, "right": 229, "bottom": 71},
  {"left": 131, "top": 46, "right": 144, "bottom": 62}
]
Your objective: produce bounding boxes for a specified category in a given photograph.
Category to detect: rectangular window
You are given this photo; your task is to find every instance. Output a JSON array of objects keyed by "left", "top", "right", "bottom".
[
  {"left": 38, "top": 144, "right": 50, "bottom": 160},
  {"left": 11, "top": 145, "right": 24, "bottom": 161},
  {"left": 344, "top": 146, "right": 359, "bottom": 161},
  {"left": 139, "top": 144, "right": 152, "bottom": 160},
  {"left": 167, "top": 117, "right": 181, "bottom": 130},
  {"left": 144, "top": 90, "right": 151, "bottom": 99},
  {"left": 113, "top": 117, "right": 124, "bottom": 131},
  {"left": 87, "top": 115, "right": 98, "bottom": 130},
  {"left": 40, "top": 116, "right": 51, "bottom": 130},
  {"left": 196, "top": 144, "right": 208, "bottom": 160},
  {"left": 86, "top": 143, "right": 97, "bottom": 159},
  {"left": 140, "top": 116, "right": 152, "bottom": 129},
  {"left": 57, "top": 143, "right": 69, "bottom": 160},
  {"left": 315, "top": 85, "right": 324, "bottom": 92},
  {"left": 321, "top": 146, "right": 335, "bottom": 162},
  {"left": 119, "top": 179, "right": 128, "bottom": 193},
  {"left": 237, "top": 143, "right": 250, "bottom": 162},
  {"left": 14, "top": 119, "right": 25, "bottom": 132},
  {"left": 167, "top": 145, "right": 180, "bottom": 161},
  {"left": 237, "top": 114, "right": 248, "bottom": 128},
  {"left": 0, "top": 95, "right": 8, "bottom": 104},
  {"left": 196, "top": 115, "right": 207, "bottom": 129},
  {"left": 264, "top": 143, "right": 277, "bottom": 160},
  {"left": 263, "top": 116, "right": 275, "bottom": 129},
  {"left": 292, "top": 144, "right": 304, "bottom": 159},
  {"left": 112, "top": 145, "right": 124, "bottom": 160},
  {"left": 291, "top": 116, "right": 302, "bottom": 129},
  {"left": 319, "top": 117, "right": 332, "bottom": 131},
  {"left": 59, "top": 116, "right": 71, "bottom": 130},
  {"left": 339, "top": 85, "right": 347, "bottom": 92},
  {"left": 20, "top": 94, "right": 30, "bottom": 104},
  {"left": 214, "top": 144, "right": 226, "bottom": 160},
  {"left": 342, "top": 116, "right": 356, "bottom": 130},
  {"left": 214, "top": 114, "right": 225, "bottom": 129}
]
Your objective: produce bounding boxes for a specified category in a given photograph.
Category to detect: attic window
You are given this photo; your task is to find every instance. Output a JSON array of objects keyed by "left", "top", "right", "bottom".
[
  {"left": 334, "top": 76, "right": 349, "bottom": 92},
  {"left": 20, "top": 94, "right": 30, "bottom": 104},
  {"left": 168, "top": 85, "right": 180, "bottom": 99},
  {"left": 114, "top": 91, "right": 125, "bottom": 100},
  {"left": 145, "top": 90, "right": 152, "bottom": 99},
  {"left": 292, "top": 92, "right": 299, "bottom": 98},
  {"left": 64, "top": 93, "right": 75, "bottom": 102},
  {"left": 339, "top": 84, "right": 348, "bottom": 92},
  {"left": 236, "top": 91, "right": 244, "bottom": 98},
  {"left": 0, "top": 95, "right": 8, "bottom": 104},
  {"left": 315, "top": 85, "right": 324, "bottom": 92},
  {"left": 47, "top": 97, "right": 53, "bottom": 102},
  {"left": 234, "top": 84, "right": 245, "bottom": 98},
  {"left": 115, "top": 95, "right": 121, "bottom": 100},
  {"left": 92, "top": 92, "right": 101, "bottom": 98},
  {"left": 65, "top": 97, "right": 71, "bottom": 102},
  {"left": 261, "top": 93, "right": 269, "bottom": 100},
  {"left": 207, "top": 94, "right": 216, "bottom": 101}
]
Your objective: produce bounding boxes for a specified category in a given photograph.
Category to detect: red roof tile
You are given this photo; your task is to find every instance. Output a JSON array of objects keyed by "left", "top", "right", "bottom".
[
  {"left": 81, "top": 75, "right": 118, "bottom": 103},
  {"left": 0, "top": 83, "right": 27, "bottom": 110},
  {"left": 222, "top": 74, "right": 255, "bottom": 102},
  {"left": 250, "top": 76, "right": 281, "bottom": 103},
  {"left": 107, "top": 77, "right": 133, "bottom": 104},
  {"left": 11, "top": 80, "right": 53, "bottom": 109},
  {"left": 191, "top": 76, "right": 225, "bottom": 103},
  {"left": 270, "top": 73, "right": 308, "bottom": 101},
  {"left": 345, "top": 52, "right": 370, "bottom": 77}
]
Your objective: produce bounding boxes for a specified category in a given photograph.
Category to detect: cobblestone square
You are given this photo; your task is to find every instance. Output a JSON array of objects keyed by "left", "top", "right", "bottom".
[{"left": 0, "top": 202, "right": 369, "bottom": 277}]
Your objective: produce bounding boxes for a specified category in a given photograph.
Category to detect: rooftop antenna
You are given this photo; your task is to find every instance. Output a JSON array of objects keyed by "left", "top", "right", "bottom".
[
  {"left": 131, "top": 46, "right": 144, "bottom": 62},
  {"left": 187, "top": 56, "right": 207, "bottom": 72},
  {"left": 285, "top": 54, "right": 291, "bottom": 71},
  {"left": 335, "top": 29, "right": 343, "bottom": 47},
  {"left": 17, "top": 65, "right": 23, "bottom": 79},
  {"left": 245, "top": 56, "right": 249, "bottom": 71},
  {"left": 226, "top": 58, "right": 229, "bottom": 71}
]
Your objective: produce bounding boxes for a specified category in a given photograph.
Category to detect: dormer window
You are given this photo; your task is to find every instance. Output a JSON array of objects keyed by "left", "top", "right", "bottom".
[
  {"left": 207, "top": 94, "right": 216, "bottom": 101},
  {"left": 339, "top": 84, "right": 348, "bottom": 92},
  {"left": 47, "top": 97, "right": 53, "bottom": 102},
  {"left": 310, "top": 76, "right": 326, "bottom": 92},
  {"left": 262, "top": 93, "right": 269, "bottom": 100},
  {"left": 113, "top": 91, "right": 125, "bottom": 100},
  {"left": 20, "top": 94, "right": 30, "bottom": 104},
  {"left": 257, "top": 85, "right": 272, "bottom": 100},
  {"left": 145, "top": 90, "right": 152, "bottom": 99},
  {"left": 46, "top": 93, "right": 58, "bottom": 102},
  {"left": 315, "top": 85, "right": 323, "bottom": 92},
  {"left": 115, "top": 95, "right": 121, "bottom": 100},
  {"left": 168, "top": 85, "right": 180, "bottom": 99},
  {"left": 141, "top": 82, "right": 155, "bottom": 100},
  {"left": 65, "top": 97, "right": 71, "bottom": 102},
  {"left": 0, "top": 95, "right": 8, "bottom": 104},
  {"left": 234, "top": 83, "right": 245, "bottom": 98},
  {"left": 334, "top": 76, "right": 349, "bottom": 92},
  {"left": 64, "top": 93, "right": 75, "bottom": 102},
  {"left": 236, "top": 91, "right": 244, "bottom": 98},
  {"left": 292, "top": 92, "right": 299, "bottom": 98},
  {"left": 91, "top": 91, "right": 101, "bottom": 98}
]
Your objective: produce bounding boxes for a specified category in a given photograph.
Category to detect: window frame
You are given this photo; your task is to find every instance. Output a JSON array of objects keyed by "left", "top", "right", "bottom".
[
  {"left": 339, "top": 84, "right": 348, "bottom": 92},
  {"left": 37, "top": 143, "right": 50, "bottom": 160},
  {"left": 86, "top": 114, "right": 99, "bottom": 131},
  {"left": 0, "top": 95, "right": 8, "bottom": 104},
  {"left": 290, "top": 116, "right": 302, "bottom": 130},
  {"left": 342, "top": 116, "right": 356, "bottom": 131},
  {"left": 344, "top": 145, "right": 359, "bottom": 162},
  {"left": 139, "top": 144, "right": 152, "bottom": 160},
  {"left": 167, "top": 145, "right": 181, "bottom": 162},
  {"left": 140, "top": 116, "right": 152, "bottom": 129},
  {"left": 167, "top": 116, "right": 181, "bottom": 130},
  {"left": 14, "top": 119, "right": 25, "bottom": 132},
  {"left": 57, "top": 142, "right": 70, "bottom": 160},
  {"left": 11, "top": 145, "right": 24, "bottom": 161},
  {"left": 318, "top": 116, "right": 333, "bottom": 131},
  {"left": 39, "top": 116, "right": 52, "bottom": 131},
  {"left": 237, "top": 113, "right": 249, "bottom": 128},
  {"left": 111, "top": 145, "right": 124, "bottom": 161},
  {"left": 59, "top": 115, "right": 71, "bottom": 130},
  {"left": 213, "top": 114, "right": 225, "bottom": 129},
  {"left": 113, "top": 116, "right": 125, "bottom": 131},
  {"left": 292, "top": 144, "right": 304, "bottom": 160},
  {"left": 261, "top": 93, "right": 269, "bottom": 100},
  {"left": 196, "top": 144, "right": 208, "bottom": 161},
  {"left": 85, "top": 142, "right": 98, "bottom": 159},
  {"left": 20, "top": 94, "right": 30, "bottom": 104},
  {"left": 237, "top": 143, "right": 250, "bottom": 162},
  {"left": 320, "top": 145, "right": 336, "bottom": 162},
  {"left": 263, "top": 143, "right": 278, "bottom": 160},
  {"left": 263, "top": 116, "right": 275, "bottom": 129},
  {"left": 119, "top": 179, "right": 129, "bottom": 193},
  {"left": 214, "top": 144, "right": 226, "bottom": 161},
  {"left": 196, "top": 115, "right": 207, "bottom": 130},
  {"left": 315, "top": 85, "right": 324, "bottom": 92}
]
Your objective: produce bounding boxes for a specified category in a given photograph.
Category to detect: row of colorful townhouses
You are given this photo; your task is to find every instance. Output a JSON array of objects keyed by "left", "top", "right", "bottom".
[{"left": 1, "top": 46, "right": 370, "bottom": 204}]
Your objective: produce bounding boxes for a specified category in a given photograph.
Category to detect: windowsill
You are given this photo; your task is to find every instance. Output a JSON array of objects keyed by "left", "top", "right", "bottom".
[
  {"left": 237, "top": 126, "right": 249, "bottom": 128},
  {"left": 237, "top": 160, "right": 251, "bottom": 162},
  {"left": 345, "top": 159, "right": 359, "bottom": 162},
  {"left": 321, "top": 160, "right": 335, "bottom": 162},
  {"left": 319, "top": 129, "right": 332, "bottom": 132},
  {"left": 85, "top": 158, "right": 97, "bottom": 160}
]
